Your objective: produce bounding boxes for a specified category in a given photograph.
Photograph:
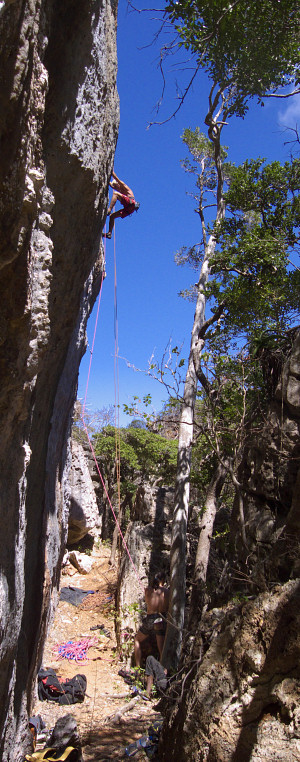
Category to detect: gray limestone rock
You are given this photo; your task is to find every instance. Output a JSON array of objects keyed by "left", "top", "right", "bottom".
[
  {"left": 160, "top": 581, "right": 300, "bottom": 762},
  {"left": 0, "top": 1, "right": 119, "bottom": 758},
  {"left": 67, "top": 439, "right": 101, "bottom": 544}
]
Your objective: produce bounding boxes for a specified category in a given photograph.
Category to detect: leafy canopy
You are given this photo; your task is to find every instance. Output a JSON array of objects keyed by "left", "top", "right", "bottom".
[
  {"left": 209, "top": 157, "right": 300, "bottom": 339},
  {"left": 165, "top": 0, "right": 300, "bottom": 115},
  {"left": 94, "top": 425, "right": 178, "bottom": 486},
  {"left": 176, "top": 129, "right": 300, "bottom": 342}
]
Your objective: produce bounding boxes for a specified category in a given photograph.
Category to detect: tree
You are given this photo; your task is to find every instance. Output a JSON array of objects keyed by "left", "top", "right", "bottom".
[
  {"left": 161, "top": 101, "right": 227, "bottom": 668},
  {"left": 162, "top": 29, "right": 299, "bottom": 666},
  {"left": 165, "top": 0, "right": 300, "bottom": 115},
  {"left": 93, "top": 425, "right": 178, "bottom": 562}
]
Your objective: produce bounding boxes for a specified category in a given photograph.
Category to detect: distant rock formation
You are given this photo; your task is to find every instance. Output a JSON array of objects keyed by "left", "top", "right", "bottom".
[
  {"left": 68, "top": 439, "right": 101, "bottom": 544},
  {"left": 0, "top": 1, "right": 119, "bottom": 758}
]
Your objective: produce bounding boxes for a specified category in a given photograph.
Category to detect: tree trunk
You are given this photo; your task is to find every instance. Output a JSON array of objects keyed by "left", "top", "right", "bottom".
[
  {"left": 189, "top": 463, "right": 227, "bottom": 630},
  {"left": 161, "top": 89, "right": 226, "bottom": 669}
]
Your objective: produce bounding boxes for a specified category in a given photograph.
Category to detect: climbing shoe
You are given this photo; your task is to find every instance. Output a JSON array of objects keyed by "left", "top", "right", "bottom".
[{"left": 103, "top": 232, "right": 112, "bottom": 239}]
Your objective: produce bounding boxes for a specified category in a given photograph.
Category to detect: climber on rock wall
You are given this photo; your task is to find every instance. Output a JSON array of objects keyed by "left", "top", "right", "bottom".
[{"left": 103, "top": 170, "right": 140, "bottom": 238}]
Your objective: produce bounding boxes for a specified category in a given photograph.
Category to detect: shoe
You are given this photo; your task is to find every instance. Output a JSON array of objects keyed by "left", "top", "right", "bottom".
[
  {"left": 130, "top": 686, "right": 150, "bottom": 701},
  {"left": 103, "top": 232, "right": 112, "bottom": 239},
  {"left": 90, "top": 624, "right": 111, "bottom": 637}
]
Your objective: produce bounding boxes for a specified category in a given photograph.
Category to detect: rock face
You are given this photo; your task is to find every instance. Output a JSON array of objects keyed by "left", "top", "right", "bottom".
[
  {"left": 68, "top": 439, "right": 101, "bottom": 544},
  {"left": 117, "top": 484, "right": 173, "bottom": 637},
  {"left": 229, "top": 329, "right": 300, "bottom": 589},
  {"left": 0, "top": 1, "right": 119, "bottom": 759},
  {"left": 160, "top": 581, "right": 300, "bottom": 762},
  {"left": 158, "top": 330, "right": 300, "bottom": 761}
]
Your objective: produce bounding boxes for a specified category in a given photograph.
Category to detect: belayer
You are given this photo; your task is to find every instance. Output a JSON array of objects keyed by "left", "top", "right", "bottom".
[{"left": 103, "top": 170, "right": 140, "bottom": 239}]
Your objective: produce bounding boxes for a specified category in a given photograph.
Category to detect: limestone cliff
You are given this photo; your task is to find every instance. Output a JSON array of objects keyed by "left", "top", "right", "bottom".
[
  {"left": 0, "top": 1, "right": 119, "bottom": 759},
  {"left": 158, "top": 329, "right": 300, "bottom": 761}
]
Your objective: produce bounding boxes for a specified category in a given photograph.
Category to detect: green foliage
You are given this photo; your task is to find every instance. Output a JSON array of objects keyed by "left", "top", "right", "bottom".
[
  {"left": 177, "top": 129, "right": 300, "bottom": 341},
  {"left": 166, "top": 0, "right": 300, "bottom": 115},
  {"left": 208, "top": 157, "right": 300, "bottom": 339},
  {"left": 175, "top": 128, "right": 229, "bottom": 273},
  {"left": 115, "top": 603, "right": 144, "bottom": 663},
  {"left": 93, "top": 425, "right": 178, "bottom": 485}
]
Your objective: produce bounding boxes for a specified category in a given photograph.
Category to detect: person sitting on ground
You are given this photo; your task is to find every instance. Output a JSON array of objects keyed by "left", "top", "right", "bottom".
[
  {"left": 103, "top": 170, "right": 140, "bottom": 239},
  {"left": 145, "top": 655, "right": 168, "bottom": 698},
  {"left": 134, "top": 571, "right": 169, "bottom": 668}
]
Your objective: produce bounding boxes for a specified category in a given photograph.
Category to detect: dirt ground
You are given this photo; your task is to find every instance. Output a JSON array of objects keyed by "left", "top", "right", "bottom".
[{"left": 32, "top": 545, "right": 162, "bottom": 761}]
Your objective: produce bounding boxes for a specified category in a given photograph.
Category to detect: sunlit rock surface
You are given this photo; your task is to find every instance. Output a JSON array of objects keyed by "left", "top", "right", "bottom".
[
  {"left": 68, "top": 439, "right": 102, "bottom": 544},
  {"left": 0, "top": 1, "right": 119, "bottom": 758}
]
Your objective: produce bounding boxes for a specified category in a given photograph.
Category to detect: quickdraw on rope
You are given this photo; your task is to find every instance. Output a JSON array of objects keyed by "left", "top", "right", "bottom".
[
  {"left": 80, "top": 224, "right": 144, "bottom": 594},
  {"left": 52, "top": 637, "right": 98, "bottom": 663}
]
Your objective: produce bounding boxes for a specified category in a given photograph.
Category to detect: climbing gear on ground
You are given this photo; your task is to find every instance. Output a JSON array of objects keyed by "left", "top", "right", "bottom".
[
  {"left": 118, "top": 668, "right": 135, "bottom": 685},
  {"left": 29, "top": 716, "right": 47, "bottom": 748},
  {"left": 130, "top": 686, "right": 150, "bottom": 701},
  {"left": 52, "top": 637, "right": 97, "bottom": 663},
  {"left": 148, "top": 719, "right": 163, "bottom": 739},
  {"left": 25, "top": 746, "right": 79, "bottom": 761},
  {"left": 38, "top": 668, "right": 87, "bottom": 704}
]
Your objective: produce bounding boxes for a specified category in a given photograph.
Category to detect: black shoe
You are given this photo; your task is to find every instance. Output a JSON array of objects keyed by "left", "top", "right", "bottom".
[{"left": 103, "top": 232, "right": 112, "bottom": 239}]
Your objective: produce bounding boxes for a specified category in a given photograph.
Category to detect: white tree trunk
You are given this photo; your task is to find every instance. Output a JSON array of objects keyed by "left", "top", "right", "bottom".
[
  {"left": 162, "top": 95, "right": 225, "bottom": 668},
  {"left": 189, "top": 463, "right": 227, "bottom": 629},
  {"left": 161, "top": 258, "right": 211, "bottom": 668}
]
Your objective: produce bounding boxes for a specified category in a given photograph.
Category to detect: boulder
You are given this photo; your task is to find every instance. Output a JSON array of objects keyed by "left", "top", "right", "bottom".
[{"left": 68, "top": 550, "right": 93, "bottom": 575}]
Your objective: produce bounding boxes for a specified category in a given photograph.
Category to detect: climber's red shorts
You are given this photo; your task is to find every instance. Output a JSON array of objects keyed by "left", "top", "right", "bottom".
[{"left": 119, "top": 193, "right": 136, "bottom": 218}]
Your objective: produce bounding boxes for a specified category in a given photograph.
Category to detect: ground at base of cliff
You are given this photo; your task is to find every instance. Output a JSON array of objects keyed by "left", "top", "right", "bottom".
[{"left": 32, "top": 544, "right": 161, "bottom": 761}]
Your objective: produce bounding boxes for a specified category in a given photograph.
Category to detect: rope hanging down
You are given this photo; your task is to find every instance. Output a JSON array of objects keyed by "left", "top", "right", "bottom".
[
  {"left": 80, "top": 228, "right": 144, "bottom": 593},
  {"left": 114, "top": 228, "right": 122, "bottom": 547}
]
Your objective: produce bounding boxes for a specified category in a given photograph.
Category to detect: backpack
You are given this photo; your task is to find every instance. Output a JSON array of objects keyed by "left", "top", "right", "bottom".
[{"left": 38, "top": 668, "right": 87, "bottom": 705}]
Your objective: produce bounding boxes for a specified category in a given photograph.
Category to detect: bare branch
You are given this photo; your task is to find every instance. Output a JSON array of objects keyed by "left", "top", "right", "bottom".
[
  {"left": 148, "top": 60, "right": 202, "bottom": 127},
  {"left": 264, "top": 88, "right": 300, "bottom": 99}
]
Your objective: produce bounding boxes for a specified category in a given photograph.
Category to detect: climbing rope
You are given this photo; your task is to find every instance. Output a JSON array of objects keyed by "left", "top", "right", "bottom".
[
  {"left": 52, "top": 637, "right": 98, "bottom": 663},
  {"left": 81, "top": 417, "right": 144, "bottom": 593},
  {"left": 113, "top": 228, "right": 122, "bottom": 553},
  {"left": 82, "top": 237, "right": 106, "bottom": 418},
  {"left": 80, "top": 224, "right": 144, "bottom": 593}
]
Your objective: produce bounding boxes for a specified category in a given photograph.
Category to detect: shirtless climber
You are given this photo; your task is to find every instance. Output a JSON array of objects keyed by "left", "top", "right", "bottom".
[
  {"left": 103, "top": 170, "right": 140, "bottom": 239},
  {"left": 134, "top": 572, "right": 169, "bottom": 668}
]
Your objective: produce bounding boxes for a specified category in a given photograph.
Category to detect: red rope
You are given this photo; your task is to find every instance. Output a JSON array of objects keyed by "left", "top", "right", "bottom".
[
  {"left": 80, "top": 226, "right": 144, "bottom": 594},
  {"left": 82, "top": 236, "right": 106, "bottom": 417},
  {"left": 80, "top": 417, "right": 144, "bottom": 593}
]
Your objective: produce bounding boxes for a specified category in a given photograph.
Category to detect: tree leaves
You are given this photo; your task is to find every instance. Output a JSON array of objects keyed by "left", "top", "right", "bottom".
[{"left": 166, "top": 0, "right": 300, "bottom": 116}]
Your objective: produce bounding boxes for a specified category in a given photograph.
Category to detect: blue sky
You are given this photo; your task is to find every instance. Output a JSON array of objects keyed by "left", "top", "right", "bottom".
[{"left": 78, "top": 2, "right": 300, "bottom": 427}]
